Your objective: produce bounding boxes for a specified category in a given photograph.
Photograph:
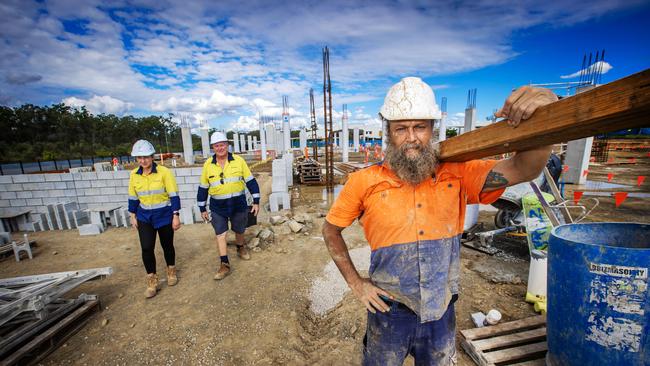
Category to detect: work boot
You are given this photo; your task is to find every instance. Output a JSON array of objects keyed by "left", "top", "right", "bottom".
[
  {"left": 237, "top": 245, "right": 251, "bottom": 260},
  {"left": 144, "top": 273, "right": 159, "bottom": 298},
  {"left": 214, "top": 262, "right": 231, "bottom": 280},
  {"left": 167, "top": 266, "right": 178, "bottom": 286}
]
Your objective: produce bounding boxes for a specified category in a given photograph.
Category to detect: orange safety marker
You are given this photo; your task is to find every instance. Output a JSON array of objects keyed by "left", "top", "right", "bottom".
[
  {"left": 613, "top": 192, "right": 628, "bottom": 208},
  {"left": 638, "top": 176, "right": 646, "bottom": 187},
  {"left": 562, "top": 165, "right": 569, "bottom": 172},
  {"left": 573, "top": 191, "right": 584, "bottom": 205},
  {"left": 647, "top": 152, "right": 650, "bottom": 158},
  {"left": 589, "top": 157, "right": 596, "bottom": 162},
  {"left": 607, "top": 157, "right": 614, "bottom": 163},
  {"left": 607, "top": 173, "right": 614, "bottom": 182},
  {"left": 582, "top": 169, "right": 589, "bottom": 178},
  {"left": 629, "top": 157, "right": 636, "bottom": 164}
]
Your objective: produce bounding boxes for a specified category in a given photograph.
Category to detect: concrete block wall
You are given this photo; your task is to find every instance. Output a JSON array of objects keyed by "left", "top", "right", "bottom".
[{"left": 0, "top": 168, "right": 204, "bottom": 225}]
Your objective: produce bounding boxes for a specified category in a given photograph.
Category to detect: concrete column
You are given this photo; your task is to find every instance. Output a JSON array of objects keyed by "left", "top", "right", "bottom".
[
  {"left": 200, "top": 128, "right": 210, "bottom": 158},
  {"left": 248, "top": 135, "right": 253, "bottom": 151},
  {"left": 438, "top": 115, "right": 447, "bottom": 141},
  {"left": 353, "top": 128, "right": 359, "bottom": 152},
  {"left": 253, "top": 136, "right": 259, "bottom": 151},
  {"left": 265, "top": 123, "right": 275, "bottom": 152},
  {"left": 464, "top": 107, "right": 476, "bottom": 134},
  {"left": 233, "top": 132, "right": 240, "bottom": 153},
  {"left": 342, "top": 119, "right": 349, "bottom": 163},
  {"left": 181, "top": 127, "right": 194, "bottom": 164},
  {"left": 240, "top": 134, "right": 246, "bottom": 152},
  {"left": 564, "top": 137, "right": 593, "bottom": 184},
  {"left": 276, "top": 128, "right": 284, "bottom": 153},
  {"left": 282, "top": 115, "right": 291, "bottom": 154},
  {"left": 299, "top": 129, "right": 307, "bottom": 151},
  {"left": 259, "top": 122, "right": 267, "bottom": 160}
]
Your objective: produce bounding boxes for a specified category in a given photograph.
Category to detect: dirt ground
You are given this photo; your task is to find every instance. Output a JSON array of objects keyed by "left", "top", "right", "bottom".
[{"left": 1, "top": 146, "right": 648, "bottom": 366}]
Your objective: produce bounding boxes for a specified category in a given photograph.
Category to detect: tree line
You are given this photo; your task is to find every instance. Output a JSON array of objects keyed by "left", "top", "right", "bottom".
[{"left": 0, "top": 104, "right": 208, "bottom": 163}]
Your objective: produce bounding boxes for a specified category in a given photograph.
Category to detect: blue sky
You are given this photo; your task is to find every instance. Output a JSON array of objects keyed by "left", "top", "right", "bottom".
[{"left": 1, "top": 0, "right": 649, "bottom": 132}]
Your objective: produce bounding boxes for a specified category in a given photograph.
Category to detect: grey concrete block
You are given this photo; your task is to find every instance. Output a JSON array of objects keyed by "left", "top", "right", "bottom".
[
  {"left": 16, "top": 191, "right": 32, "bottom": 199},
  {"left": 6, "top": 184, "right": 22, "bottom": 191},
  {"left": 0, "top": 176, "right": 12, "bottom": 184},
  {"left": 10, "top": 199, "right": 27, "bottom": 207},
  {"left": 81, "top": 172, "right": 97, "bottom": 180},
  {"left": 175, "top": 176, "right": 185, "bottom": 184},
  {"left": 0, "top": 200, "right": 10, "bottom": 207},
  {"left": 191, "top": 168, "right": 203, "bottom": 176},
  {"left": 90, "top": 180, "right": 104, "bottom": 188},
  {"left": 78, "top": 224, "right": 102, "bottom": 235},
  {"left": 115, "top": 186, "right": 128, "bottom": 195},
  {"left": 26, "top": 198, "right": 42, "bottom": 206},
  {"left": 74, "top": 181, "right": 91, "bottom": 189},
  {"left": 28, "top": 174, "right": 45, "bottom": 183},
  {"left": 86, "top": 188, "right": 101, "bottom": 196},
  {"left": 39, "top": 213, "right": 51, "bottom": 231},
  {"left": 0, "top": 185, "right": 6, "bottom": 192},
  {"left": 96, "top": 172, "right": 113, "bottom": 180},
  {"left": 179, "top": 191, "right": 194, "bottom": 200},
  {"left": 73, "top": 210, "right": 90, "bottom": 226},
  {"left": 50, "top": 190, "right": 67, "bottom": 197},
  {"left": 269, "top": 192, "right": 290, "bottom": 212},
  {"left": 55, "top": 203, "right": 69, "bottom": 230},
  {"left": 180, "top": 207, "right": 194, "bottom": 225},
  {"left": 44, "top": 174, "right": 62, "bottom": 182},
  {"left": 185, "top": 176, "right": 200, "bottom": 184},
  {"left": 54, "top": 182, "right": 67, "bottom": 190},
  {"left": 31, "top": 190, "right": 48, "bottom": 198},
  {"left": 61, "top": 174, "right": 74, "bottom": 181},
  {"left": 178, "top": 184, "right": 194, "bottom": 192},
  {"left": 0, "top": 192, "right": 17, "bottom": 200},
  {"left": 123, "top": 209, "right": 132, "bottom": 227},
  {"left": 43, "top": 197, "right": 62, "bottom": 205},
  {"left": 175, "top": 168, "right": 192, "bottom": 176},
  {"left": 100, "top": 187, "right": 116, "bottom": 195},
  {"left": 71, "top": 173, "right": 83, "bottom": 181},
  {"left": 66, "top": 182, "right": 75, "bottom": 189},
  {"left": 34, "top": 182, "right": 55, "bottom": 190},
  {"left": 77, "top": 196, "right": 92, "bottom": 204},
  {"left": 12, "top": 175, "right": 29, "bottom": 183},
  {"left": 46, "top": 205, "right": 58, "bottom": 230},
  {"left": 114, "top": 171, "right": 130, "bottom": 179}
]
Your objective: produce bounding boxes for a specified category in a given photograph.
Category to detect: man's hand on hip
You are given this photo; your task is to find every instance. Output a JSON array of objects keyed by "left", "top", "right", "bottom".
[{"left": 350, "top": 278, "right": 394, "bottom": 313}]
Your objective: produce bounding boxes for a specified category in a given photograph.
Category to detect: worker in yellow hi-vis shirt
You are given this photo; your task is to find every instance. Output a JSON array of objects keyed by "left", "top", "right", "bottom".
[
  {"left": 197, "top": 132, "right": 260, "bottom": 281},
  {"left": 128, "top": 140, "right": 181, "bottom": 298}
]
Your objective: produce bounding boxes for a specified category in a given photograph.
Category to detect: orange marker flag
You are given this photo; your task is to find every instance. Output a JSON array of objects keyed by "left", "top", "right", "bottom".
[
  {"left": 607, "top": 157, "right": 614, "bottom": 163},
  {"left": 647, "top": 152, "right": 650, "bottom": 158},
  {"left": 589, "top": 157, "right": 596, "bottom": 162},
  {"left": 613, "top": 192, "right": 628, "bottom": 208},
  {"left": 638, "top": 176, "right": 646, "bottom": 187},
  {"left": 573, "top": 191, "right": 584, "bottom": 205},
  {"left": 582, "top": 169, "right": 589, "bottom": 178},
  {"left": 562, "top": 165, "right": 569, "bottom": 172},
  {"left": 629, "top": 157, "right": 636, "bottom": 164},
  {"left": 607, "top": 173, "right": 614, "bottom": 182}
]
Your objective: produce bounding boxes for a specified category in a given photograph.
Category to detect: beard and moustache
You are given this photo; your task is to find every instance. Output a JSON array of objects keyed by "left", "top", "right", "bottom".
[{"left": 384, "top": 139, "right": 440, "bottom": 185}]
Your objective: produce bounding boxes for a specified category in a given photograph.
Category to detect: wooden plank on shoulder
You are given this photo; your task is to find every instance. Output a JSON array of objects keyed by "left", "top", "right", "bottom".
[{"left": 439, "top": 69, "right": 650, "bottom": 162}]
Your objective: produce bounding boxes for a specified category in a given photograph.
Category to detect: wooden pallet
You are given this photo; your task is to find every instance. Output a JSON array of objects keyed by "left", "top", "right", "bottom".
[
  {"left": 460, "top": 315, "right": 547, "bottom": 366},
  {"left": 1, "top": 298, "right": 100, "bottom": 366}
]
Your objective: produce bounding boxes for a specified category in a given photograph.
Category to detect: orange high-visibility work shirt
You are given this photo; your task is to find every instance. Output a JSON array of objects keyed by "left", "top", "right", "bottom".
[{"left": 326, "top": 160, "right": 505, "bottom": 322}]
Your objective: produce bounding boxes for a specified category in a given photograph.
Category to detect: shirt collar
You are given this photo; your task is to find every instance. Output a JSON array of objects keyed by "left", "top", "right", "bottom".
[
  {"left": 136, "top": 162, "right": 157, "bottom": 175},
  {"left": 211, "top": 153, "right": 235, "bottom": 164}
]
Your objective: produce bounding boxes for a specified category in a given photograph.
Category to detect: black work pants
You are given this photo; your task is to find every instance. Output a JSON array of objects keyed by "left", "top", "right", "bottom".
[{"left": 137, "top": 221, "right": 175, "bottom": 274}]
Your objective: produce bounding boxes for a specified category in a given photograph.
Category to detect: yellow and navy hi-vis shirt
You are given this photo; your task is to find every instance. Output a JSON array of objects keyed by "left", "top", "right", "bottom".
[
  {"left": 197, "top": 153, "right": 260, "bottom": 217},
  {"left": 128, "top": 162, "right": 181, "bottom": 228}
]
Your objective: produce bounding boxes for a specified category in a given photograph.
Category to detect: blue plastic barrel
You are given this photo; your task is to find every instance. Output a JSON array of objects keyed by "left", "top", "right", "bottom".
[{"left": 547, "top": 222, "right": 650, "bottom": 366}]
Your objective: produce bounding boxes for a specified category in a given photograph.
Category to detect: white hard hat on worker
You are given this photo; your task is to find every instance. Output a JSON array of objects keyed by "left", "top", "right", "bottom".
[
  {"left": 210, "top": 132, "right": 228, "bottom": 145},
  {"left": 131, "top": 139, "right": 156, "bottom": 157},
  {"left": 379, "top": 77, "right": 441, "bottom": 121}
]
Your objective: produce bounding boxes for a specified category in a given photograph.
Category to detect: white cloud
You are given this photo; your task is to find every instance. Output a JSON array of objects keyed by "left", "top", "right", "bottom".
[
  {"left": 151, "top": 90, "right": 249, "bottom": 115},
  {"left": 232, "top": 115, "right": 259, "bottom": 131},
  {"left": 560, "top": 61, "right": 613, "bottom": 79},
  {"left": 63, "top": 95, "right": 133, "bottom": 115}
]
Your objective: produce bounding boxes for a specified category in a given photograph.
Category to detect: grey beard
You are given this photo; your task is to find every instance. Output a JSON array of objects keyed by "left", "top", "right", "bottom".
[{"left": 385, "top": 141, "right": 439, "bottom": 185}]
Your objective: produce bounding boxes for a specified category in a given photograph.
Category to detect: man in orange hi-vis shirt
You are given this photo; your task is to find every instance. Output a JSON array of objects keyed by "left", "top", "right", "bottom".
[{"left": 322, "top": 77, "right": 557, "bottom": 366}]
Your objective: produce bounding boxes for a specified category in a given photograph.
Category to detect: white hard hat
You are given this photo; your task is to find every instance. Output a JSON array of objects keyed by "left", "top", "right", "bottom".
[
  {"left": 379, "top": 77, "right": 441, "bottom": 121},
  {"left": 131, "top": 139, "right": 155, "bottom": 157},
  {"left": 210, "top": 131, "right": 228, "bottom": 145}
]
